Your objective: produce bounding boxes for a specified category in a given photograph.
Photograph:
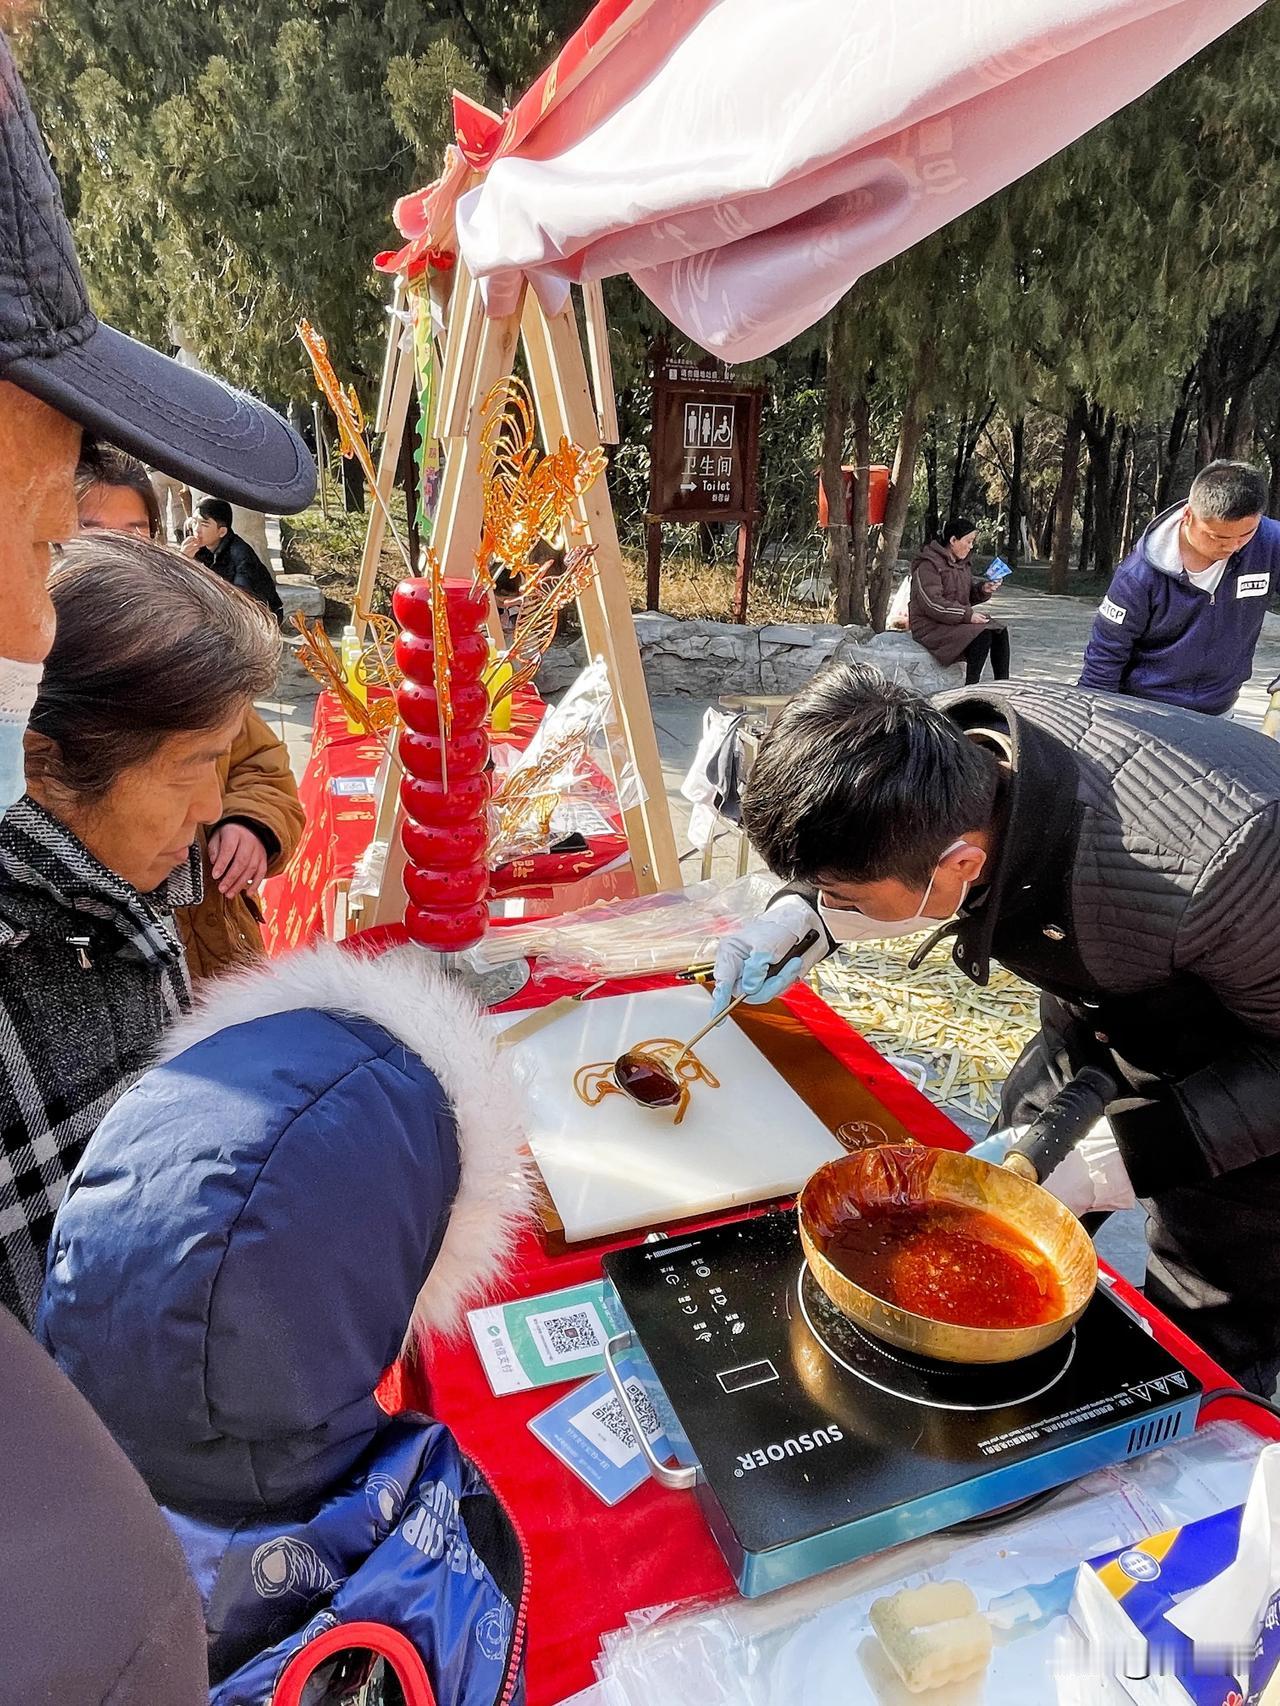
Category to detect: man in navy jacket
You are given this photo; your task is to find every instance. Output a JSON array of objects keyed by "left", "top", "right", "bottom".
[{"left": 1079, "top": 461, "right": 1280, "bottom": 715}]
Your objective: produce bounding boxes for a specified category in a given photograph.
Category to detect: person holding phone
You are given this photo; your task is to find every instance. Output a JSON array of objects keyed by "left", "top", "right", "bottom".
[{"left": 909, "top": 516, "right": 1010, "bottom": 684}]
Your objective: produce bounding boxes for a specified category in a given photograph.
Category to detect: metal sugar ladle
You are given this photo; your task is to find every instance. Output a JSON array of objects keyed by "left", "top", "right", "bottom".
[{"left": 611, "top": 929, "right": 821, "bottom": 1110}]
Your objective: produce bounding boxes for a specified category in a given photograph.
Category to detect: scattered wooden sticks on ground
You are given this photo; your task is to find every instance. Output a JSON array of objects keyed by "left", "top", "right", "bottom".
[{"left": 812, "top": 939, "right": 1038, "bottom": 1124}]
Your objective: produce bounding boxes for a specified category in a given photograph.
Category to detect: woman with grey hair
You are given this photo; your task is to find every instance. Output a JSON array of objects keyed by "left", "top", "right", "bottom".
[{"left": 0, "top": 533, "right": 279, "bottom": 1324}]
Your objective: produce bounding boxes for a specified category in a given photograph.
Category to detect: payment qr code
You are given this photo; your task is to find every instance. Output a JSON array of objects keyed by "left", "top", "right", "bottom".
[
  {"left": 623, "top": 1379, "right": 662, "bottom": 1441},
  {"left": 572, "top": 1380, "right": 663, "bottom": 1469},
  {"left": 527, "top": 1302, "right": 607, "bottom": 1369}
]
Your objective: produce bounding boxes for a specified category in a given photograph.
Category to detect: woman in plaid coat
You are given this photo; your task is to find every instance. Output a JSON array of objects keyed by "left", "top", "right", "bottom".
[{"left": 0, "top": 533, "right": 278, "bottom": 1323}]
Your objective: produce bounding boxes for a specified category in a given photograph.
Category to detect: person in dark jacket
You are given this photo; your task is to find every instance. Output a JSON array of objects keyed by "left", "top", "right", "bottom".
[
  {"left": 713, "top": 663, "right": 1280, "bottom": 1395},
  {"left": 0, "top": 534, "right": 278, "bottom": 1324},
  {"left": 909, "top": 516, "right": 1009, "bottom": 684},
  {"left": 1079, "top": 460, "right": 1280, "bottom": 715},
  {"left": 74, "top": 443, "right": 306, "bottom": 980},
  {"left": 186, "top": 496, "right": 286, "bottom": 624},
  {"left": 40, "top": 941, "right": 533, "bottom": 1706},
  {"left": 0, "top": 1305, "right": 208, "bottom": 1703}
]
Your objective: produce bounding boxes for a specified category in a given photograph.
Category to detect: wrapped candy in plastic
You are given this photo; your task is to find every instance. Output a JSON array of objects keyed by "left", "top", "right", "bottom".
[{"left": 487, "top": 658, "right": 643, "bottom": 867}]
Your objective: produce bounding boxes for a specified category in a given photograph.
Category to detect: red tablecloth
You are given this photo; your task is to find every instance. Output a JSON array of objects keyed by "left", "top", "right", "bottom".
[
  {"left": 261, "top": 687, "right": 630, "bottom": 954},
  {"left": 372, "top": 967, "right": 1278, "bottom": 1706}
]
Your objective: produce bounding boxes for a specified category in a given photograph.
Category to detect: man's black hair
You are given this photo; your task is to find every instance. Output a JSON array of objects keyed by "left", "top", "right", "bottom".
[
  {"left": 743, "top": 663, "right": 1000, "bottom": 889},
  {"left": 1188, "top": 461, "right": 1268, "bottom": 523},
  {"left": 198, "top": 497, "right": 234, "bottom": 530}
]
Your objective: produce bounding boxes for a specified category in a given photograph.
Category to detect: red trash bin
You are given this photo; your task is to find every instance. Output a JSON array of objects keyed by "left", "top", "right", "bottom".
[{"left": 816, "top": 463, "right": 889, "bottom": 528}]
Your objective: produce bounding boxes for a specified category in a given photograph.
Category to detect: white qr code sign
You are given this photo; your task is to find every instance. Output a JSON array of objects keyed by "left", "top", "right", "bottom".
[
  {"left": 527, "top": 1303, "right": 608, "bottom": 1369},
  {"left": 467, "top": 1281, "right": 613, "bottom": 1395},
  {"left": 571, "top": 1380, "right": 664, "bottom": 1469}
]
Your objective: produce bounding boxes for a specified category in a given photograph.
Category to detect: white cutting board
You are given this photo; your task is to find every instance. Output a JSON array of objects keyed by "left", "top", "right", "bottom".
[{"left": 493, "top": 986, "right": 844, "bottom": 1241}]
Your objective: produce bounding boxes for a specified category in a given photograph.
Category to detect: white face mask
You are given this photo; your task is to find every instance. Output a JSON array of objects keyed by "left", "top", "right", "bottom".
[{"left": 817, "top": 840, "right": 977, "bottom": 944}]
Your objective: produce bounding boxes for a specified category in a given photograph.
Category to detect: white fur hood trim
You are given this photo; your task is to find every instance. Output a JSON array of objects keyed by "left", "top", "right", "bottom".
[{"left": 157, "top": 942, "right": 534, "bottom": 1343}]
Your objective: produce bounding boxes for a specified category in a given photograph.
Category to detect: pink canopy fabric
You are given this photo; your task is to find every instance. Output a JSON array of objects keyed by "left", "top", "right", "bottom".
[{"left": 454, "top": 0, "right": 1261, "bottom": 361}]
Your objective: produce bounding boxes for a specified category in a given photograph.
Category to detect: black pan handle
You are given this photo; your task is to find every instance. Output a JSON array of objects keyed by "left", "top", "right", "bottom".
[{"left": 1003, "top": 1065, "right": 1118, "bottom": 1187}]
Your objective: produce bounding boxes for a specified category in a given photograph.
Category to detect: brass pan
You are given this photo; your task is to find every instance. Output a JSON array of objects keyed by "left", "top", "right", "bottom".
[{"left": 798, "top": 1145, "right": 1097, "bottom": 1365}]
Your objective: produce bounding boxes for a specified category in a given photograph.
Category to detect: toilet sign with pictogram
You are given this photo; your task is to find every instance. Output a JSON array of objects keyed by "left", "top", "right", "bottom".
[{"left": 647, "top": 352, "right": 764, "bottom": 621}]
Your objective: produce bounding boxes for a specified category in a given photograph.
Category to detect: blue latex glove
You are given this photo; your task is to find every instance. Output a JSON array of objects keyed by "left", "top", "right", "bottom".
[{"left": 710, "top": 896, "right": 829, "bottom": 1016}]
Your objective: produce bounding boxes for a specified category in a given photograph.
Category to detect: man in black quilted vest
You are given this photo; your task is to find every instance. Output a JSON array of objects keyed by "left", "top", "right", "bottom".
[{"left": 716, "top": 661, "right": 1280, "bottom": 1395}]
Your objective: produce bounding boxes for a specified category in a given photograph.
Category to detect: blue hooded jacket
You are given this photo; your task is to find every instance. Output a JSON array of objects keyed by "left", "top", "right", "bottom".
[
  {"left": 1078, "top": 505, "right": 1280, "bottom": 715},
  {"left": 38, "top": 943, "right": 533, "bottom": 1706}
]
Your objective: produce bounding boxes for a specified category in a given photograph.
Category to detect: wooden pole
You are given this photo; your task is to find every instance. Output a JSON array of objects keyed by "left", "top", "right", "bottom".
[
  {"left": 582, "top": 280, "right": 620, "bottom": 446},
  {"left": 645, "top": 518, "right": 663, "bottom": 610},
  {"left": 520, "top": 292, "right": 681, "bottom": 893},
  {"left": 350, "top": 335, "right": 416, "bottom": 640},
  {"left": 366, "top": 278, "right": 521, "bottom": 928},
  {"left": 362, "top": 270, "right": 682, "bottom": 929},
  {"left": 733, "top": 518, "right": 753, "bottom": 625},
  {"left": 400, "top": 420, "right": 421, "bottom": 575},
  {"left": 732, "top": 389, "right": 764, "bottom": 624},
  {"left": 375, "top": 277, "right": 406, "bottom": 434},
  {"left": 428, "top": 280, "right": 520, "bottom": 649}
]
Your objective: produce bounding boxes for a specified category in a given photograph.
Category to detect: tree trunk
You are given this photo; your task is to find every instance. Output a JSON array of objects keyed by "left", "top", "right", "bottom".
[
  {"left": 1155, "top": 368, "right": 1197, "bottom": 510},
  {"left": 870, "top": 378, "right": 928, "bottom": 631},
  {"left": 846, "top": 392, "right": 872, "bottom": 627},
  {"left": 1224, "top": 390, "right": 1257, "bottom": 460},
  {"left": 1197, "top": 403, "right": 1222, "bottom": 470},
  {"left": 1049, "top": 398, "right": 1086, "bottom": 595},
  {"left": 820, "top": 295, "right": 856, "bottom": 622},
  {"left": 947, "top": 408, "right": 969, "bottom": 525},
  {"left": 948, "top": 401, "right": 997, "bottom": 521},
  {"left": 1005, "top": 415, "right": 1024, "bottom": 567},
  {"left": 1083, "top": 407, "right": 1116, "bottom": 577},
  {"left": 923, "top": 419, "right": 940, "bottom": 544},
  {"left": 1106, "top": 423, "right": 1130, "bottom": 569},
  {"left": 1118, "top": 429, "right": 1137, "bottom": 557},
  {"left": 1194, "top": 306, "right": 1280, "bottom": 470},
  {"left": 1078, "top": 462, "right": 1094, "bottom": 575},
  {"left": 1196, "top": 317, "right": 1230, "bottom": 468},
  {"left": 1262, "top": 390, "right": 1280, "bottom": 520}
]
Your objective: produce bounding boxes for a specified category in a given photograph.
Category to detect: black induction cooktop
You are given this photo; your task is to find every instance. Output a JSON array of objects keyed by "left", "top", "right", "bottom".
[{"left": 602, "top": 1211, "right": 1202, "bottom": 1595}]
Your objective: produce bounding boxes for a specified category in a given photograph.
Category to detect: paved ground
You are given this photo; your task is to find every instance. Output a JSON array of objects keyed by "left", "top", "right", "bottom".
[{"left": 260, "top": 580, "right": 1280, "bottom": 1284}]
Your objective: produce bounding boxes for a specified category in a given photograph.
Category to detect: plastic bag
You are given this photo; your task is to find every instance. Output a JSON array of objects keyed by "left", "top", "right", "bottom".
[
  {"left": 589, "top": 1422, "right": 1265, "bottom": 1706},
  {"left": 886, "top": 576, "right": 911, "bottom": 631},
  {"left": 488, "top": 658, "right": 644, "bottom": 866},
  {"left": 1168, "top": 1441, "right": 1280, "bottom": 1685},
  {"left": 469, "top": 872, "right": 781, "bottom": 977},
  {"left": 349, "top": 836, "right": 388, "bottom": 902}
]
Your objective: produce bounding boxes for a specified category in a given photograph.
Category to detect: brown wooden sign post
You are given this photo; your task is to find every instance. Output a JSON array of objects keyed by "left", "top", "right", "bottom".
[{"left": 647, "top": 354, "right": 764, "bottom": 624}]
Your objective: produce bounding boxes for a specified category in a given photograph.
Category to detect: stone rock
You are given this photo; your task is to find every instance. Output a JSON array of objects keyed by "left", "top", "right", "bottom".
[
  {"left": 633, "top": 612, "right": 684, "bottom": 644},
  {"left": 536, "top": 639, "right": 588, "bottom": 694},
  {"left": 759, "top": 621, "right": 828, "bottom": 647},
  {"left": 275, "top": 641, "right": 320, "bottom": 698},
  {"left": 276, "top": 572, "right": 325, "bottom": 621},
  {"left": 792, "top": 574, "right": 830, "bottom": 606},
  {"left": 525, "top": 615, "right": 897, "bottom": 701},
  {"left": 830, "top": 624, "right": 875, "bottom": 653},
  {"left": 831, "top": 628, "right": 964, "bottom": 697}
]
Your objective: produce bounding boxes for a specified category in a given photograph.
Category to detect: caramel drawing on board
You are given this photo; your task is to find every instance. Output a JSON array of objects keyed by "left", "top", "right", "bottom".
[{"left": 573, "top": 1039, "right": 720, "bottom": 1126}]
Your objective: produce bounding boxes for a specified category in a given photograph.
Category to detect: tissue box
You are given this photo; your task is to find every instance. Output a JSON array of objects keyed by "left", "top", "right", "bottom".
[{"left": 1069, "top": 1506, "right": 1246, "bottom": 1706}]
